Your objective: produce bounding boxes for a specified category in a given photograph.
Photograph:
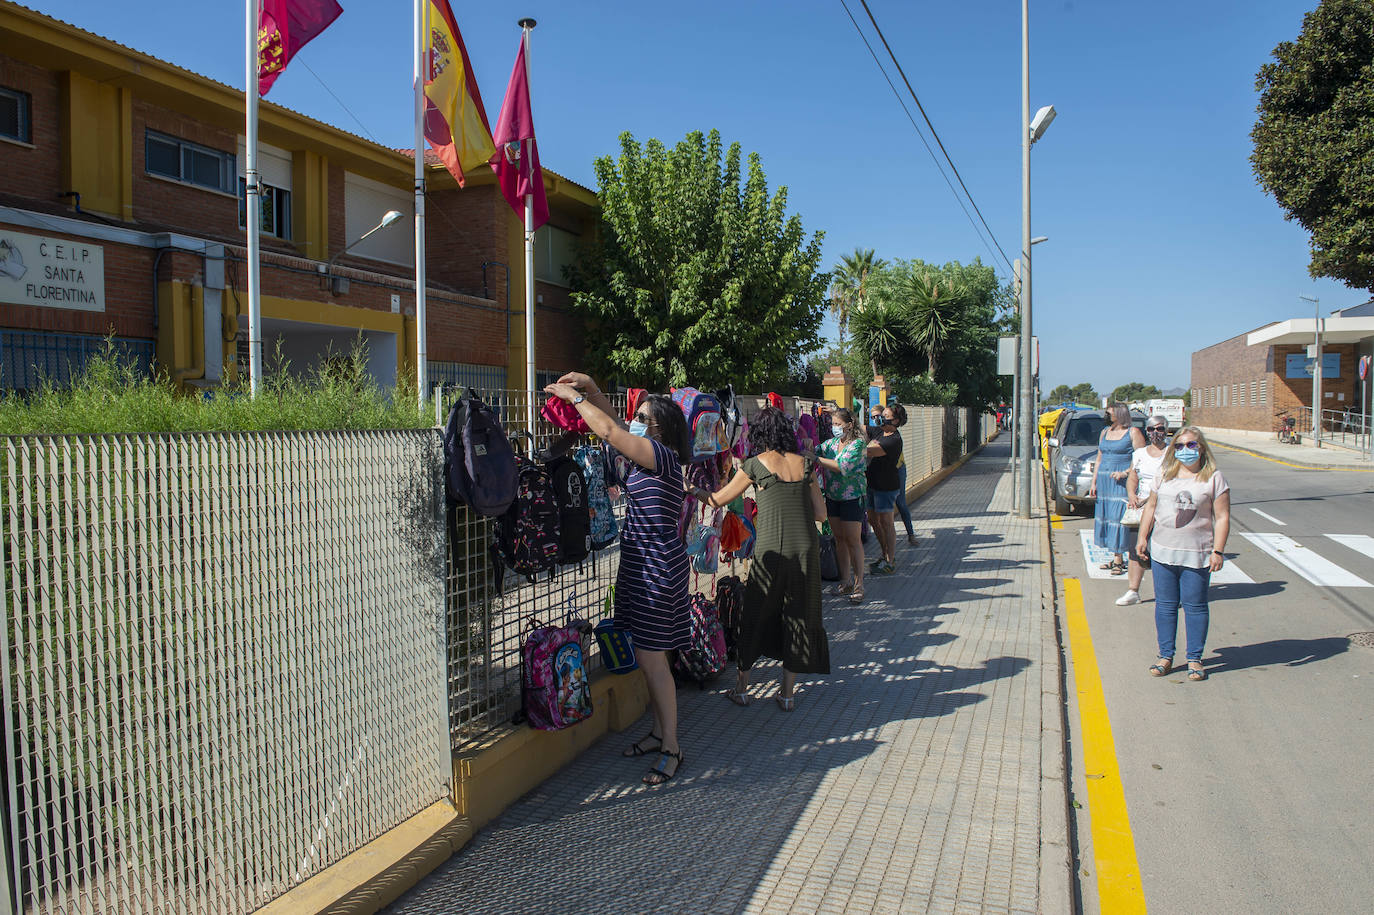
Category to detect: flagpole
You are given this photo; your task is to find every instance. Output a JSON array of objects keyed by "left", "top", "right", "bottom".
[
  {"left": 414, "top": 0, "right": 428, "bottom": 409},
  {"left": 519, "top": 18, "right": 537, "bottom": 439},
  {"left": 245, "top": 0, "right": 263, "bottom": 396}
]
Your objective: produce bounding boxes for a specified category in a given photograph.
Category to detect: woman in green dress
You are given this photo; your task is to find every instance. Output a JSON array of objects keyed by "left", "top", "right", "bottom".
[{"left": 690, "top": 407, "right": 830, "bottom": 710}]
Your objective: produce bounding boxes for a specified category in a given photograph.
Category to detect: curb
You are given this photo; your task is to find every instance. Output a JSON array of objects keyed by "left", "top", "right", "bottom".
[
  {"left": 1036, "top": 466, "right": 1077, "bottom": 914},
  {"left": 1210, "top": 440, "right": 1374, "bottom": 471}
]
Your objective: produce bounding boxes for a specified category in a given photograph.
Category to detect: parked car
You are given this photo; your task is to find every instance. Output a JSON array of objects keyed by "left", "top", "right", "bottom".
[{"left": 1045, "top": 408, "right": 1147, "bottom": 515}]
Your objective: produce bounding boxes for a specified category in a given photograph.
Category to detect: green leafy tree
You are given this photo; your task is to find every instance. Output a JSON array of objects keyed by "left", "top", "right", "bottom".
[
  {"left": 1251, "top": 0, "right": 1374, "bottom": 289},
  {"left": 1043, "top": 382, "right": 1099, "bottom": 407},
  {"left": 1110, "top": 382, "right": 1162, "bottom": 404},
  {"left": 828, "top": 248, "right": 887, "bottom": 353},
  {"left": 567, "top": 130, "right": 828, "bottom": 390}
]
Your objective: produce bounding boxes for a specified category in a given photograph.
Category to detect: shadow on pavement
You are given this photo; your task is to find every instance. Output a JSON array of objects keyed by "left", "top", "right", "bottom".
[
  {"left": 1207, "top": 636, "right": 1350, "bottom": 672},
  {"left": 1208, "top": 580, "right": 1286, "bottom": 602},
  {"left": 389, "top": 480, "right": 1034, "bottom": 915}
]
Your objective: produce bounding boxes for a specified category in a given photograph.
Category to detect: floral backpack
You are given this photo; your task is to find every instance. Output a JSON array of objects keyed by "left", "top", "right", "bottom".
[
  {"left": 672, "top": 593, "right": 727, "bottom": 687},
  {"left": 574, "top": 444, "right": 618, "bottom": 550},
  {"left": 518, "top": 615, "right": 593, "bottom": 731}
]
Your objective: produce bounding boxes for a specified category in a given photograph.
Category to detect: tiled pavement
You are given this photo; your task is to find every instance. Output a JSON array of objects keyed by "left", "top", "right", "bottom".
[{"left": 390, "top": 438, "right": 1065, "bottom": 914}]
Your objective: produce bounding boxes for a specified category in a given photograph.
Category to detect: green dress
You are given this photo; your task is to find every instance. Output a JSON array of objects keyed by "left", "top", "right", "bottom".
[{"left": 737, "top": 456, "right": 830, "bottom": 674}]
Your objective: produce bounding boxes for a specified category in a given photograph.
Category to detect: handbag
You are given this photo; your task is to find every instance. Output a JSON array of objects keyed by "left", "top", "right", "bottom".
[
  {"left": 819, "top": 520, "right": 841, "bottom": 581},
  {"left": 1120, "top": 506, "right": 1143, "bottom": 527}
]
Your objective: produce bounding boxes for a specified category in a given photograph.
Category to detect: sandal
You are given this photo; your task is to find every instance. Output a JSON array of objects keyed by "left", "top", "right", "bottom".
[
  {"left": 642, "top": 748, "right": 684, "bottom": 786},
  {"left": 622, "top": 730, "right": 662, "bottom": 757},
  {"left": 775, "top": 695, "right": 795, "bottom": 712},
  {"left": 1109, "top": 562, "right": 1127, "bottom": 576},
  {"left": 725, "top": 688, "right": 750, "bottom": 707},
  {"left": 1148, "top": 658, "right": 1173, "bottom": 677},
  {"left": 830, "top": 581, "right": 854, "bottom": 596},
  {"left": 847, "top": 587, "right": 865, "bottom": 604},
  {"left": 1187, "top": 662, "right": 1207, "bottom": 682}
]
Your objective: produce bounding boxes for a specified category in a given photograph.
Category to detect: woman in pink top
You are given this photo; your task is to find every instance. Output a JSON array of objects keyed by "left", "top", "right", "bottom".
[{"left": 1135, "top": 427, "right": 1231, "bottom": 681}]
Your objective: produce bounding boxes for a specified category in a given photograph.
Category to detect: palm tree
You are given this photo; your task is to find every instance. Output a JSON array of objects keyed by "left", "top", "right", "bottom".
[
  {"left": 828, "top": 248, "right": 887, "bottom": 352},
  {"left": 901, "top": 266, "right": 967, "bottom": 382}
]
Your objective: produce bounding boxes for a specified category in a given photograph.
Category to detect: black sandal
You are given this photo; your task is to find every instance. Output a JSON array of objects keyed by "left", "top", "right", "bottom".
[
  {"left": 642, "top": 748, "right": 684, "bottom": 786},
  {"left": 622, "top": 730, "right": 662, "bottom": 758}
]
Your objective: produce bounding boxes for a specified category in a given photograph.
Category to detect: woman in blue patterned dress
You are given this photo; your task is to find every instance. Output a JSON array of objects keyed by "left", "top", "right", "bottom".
[
  {"left": 1089, "top": 404, "right": 1146, "bottom": 575},
  {"left": 545, "top": 372, "right": 692, "bottom": 785}
]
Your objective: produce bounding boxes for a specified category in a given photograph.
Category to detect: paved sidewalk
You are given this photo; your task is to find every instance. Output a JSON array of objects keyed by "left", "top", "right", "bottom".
[
  {"left": 390, "top": 439, "right": 1063, "bottom": 914},
  {"left": 1198, "top": 425, "right": 1374, "bottom": 470}
]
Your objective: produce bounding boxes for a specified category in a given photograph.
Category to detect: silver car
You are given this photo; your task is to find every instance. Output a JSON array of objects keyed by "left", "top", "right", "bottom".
[{"left": 1045, "top": 408, "right": 1147, "bottom": 515}]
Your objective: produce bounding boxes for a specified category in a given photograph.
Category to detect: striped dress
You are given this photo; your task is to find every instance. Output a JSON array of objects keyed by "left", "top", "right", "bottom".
[{"left": 609, "top": 437, "right": 691, "bottom": 651}]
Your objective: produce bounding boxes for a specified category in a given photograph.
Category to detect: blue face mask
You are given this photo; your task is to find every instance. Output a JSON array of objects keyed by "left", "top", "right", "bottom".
[
  {"left": 1175, "top": 445, "right": 1200, "bottom": 464},
  {"left": 628, "top": 420, "right": 649, "bottom": 438},
  {"left": 832, "top": 425, "right": 845, "bottom": 438}
]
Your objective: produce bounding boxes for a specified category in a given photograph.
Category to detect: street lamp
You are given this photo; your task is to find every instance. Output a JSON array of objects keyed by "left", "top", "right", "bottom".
[
  {"left": 1019, "top": 0, "right": 1055, "bottom": 519},
  {"left": 1011, "top": 235, "right": 1049, "bottom": 516},
  {"left": 1300, "top": 293, "right": 1321, "bottom": 448},
  {"left": 321, "top": 209, "right": 405, "bottom": 294}
]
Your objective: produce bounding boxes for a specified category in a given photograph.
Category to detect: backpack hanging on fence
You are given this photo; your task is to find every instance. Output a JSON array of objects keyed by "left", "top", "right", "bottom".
[
  {"left": 544, "top": 454, "right": 591, "bottom": 565},
  {"left": 517, "top": 615, "right": 594, "bottom": 730},
  {"left": 671, "top": 387, "right": 725, "bottom": 462},
  {"left": 678, "top": 459, "right": 720, "bottom": 542},
  {"left": 672, "top": 593, "right": 727, "bottom": 687},
  {"left": 714, "top": 575, "right": 745, "bottom": 661},
  {"left": 819, "top": 520, "right": 841, "bottom": 581},
  {"left": 492, "top": 454, "right": 562, "bottom": 584},
  {"left": 714, "top": 384, "right": 742, "bottom": 449},
  {"left": 685, "top": 518, "right": 721, "bottom": 575},
  {"left": 796, "top": 413, "right": 818, "bottom": 454},
  {"left": 443, "top": 388, "right": 517, "bottom": 517},
  {"left": 574, "top": 444, "right": 619, "bottom": 549}
]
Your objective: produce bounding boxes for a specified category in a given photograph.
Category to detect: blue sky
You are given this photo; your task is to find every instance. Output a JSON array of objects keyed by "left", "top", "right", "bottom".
[{"left": 35, "top": 0, "right": 1359, "bottom": 395}]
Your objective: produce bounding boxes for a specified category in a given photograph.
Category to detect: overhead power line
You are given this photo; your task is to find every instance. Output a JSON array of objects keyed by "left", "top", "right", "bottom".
[{"left": 842, "top": 0, "right": 1014, "bottom": 276}]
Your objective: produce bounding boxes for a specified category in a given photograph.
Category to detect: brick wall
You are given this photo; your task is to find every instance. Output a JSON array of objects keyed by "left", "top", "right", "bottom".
[
  {"left": 535, "top": 281, "right": 584, "bottom": 373},
  {"left": 0, "top": 57, "right": 59, "bottom": 202},
  {"left": 1190, "top": 329, "right": 1358, "bottom": 432},
  {"left": 132, "top": 100, "right": 241, "bottom": 240}
]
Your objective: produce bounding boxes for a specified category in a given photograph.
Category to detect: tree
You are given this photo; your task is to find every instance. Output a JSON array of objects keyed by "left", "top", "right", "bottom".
[
  {"left": 828, "top": 248, "right": 886, "bottom": 353},
  {"left": 1251, "top": 0, "right": 1374, "bottom": 289},
  {"left": 567, "top": 130, "right": 828, "bottom": 390},
  {"left": 1043, "top": 383, "right": 1099, "bottom": 407},
  {"left": 1109, "top": 382, "right": 1162, "bottom": 404}
]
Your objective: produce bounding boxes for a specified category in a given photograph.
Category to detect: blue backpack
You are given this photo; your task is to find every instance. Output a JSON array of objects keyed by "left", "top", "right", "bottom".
[{"left": 574, "top": 444, "right": 619, "bottom": 550}]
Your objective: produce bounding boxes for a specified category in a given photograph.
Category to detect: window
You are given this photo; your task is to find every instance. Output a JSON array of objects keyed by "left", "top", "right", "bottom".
[
  {"left": 1260, "top": 379, "right": 1267, "bottom": 404},
  {"left": 534, "top": 224, "right": 579, "bottom": 286},
  {"left": 1250, "top": 381, "right": 1257, "bottom": 405},
  {"left": 145, "top": 130, "right": 235, "bottom": 193},
  {"left": 1063, "top": 416, "right": 1108, "bottom": 446},
  {"left": 0, "top": 87, "right": 31, "bottom": 143},
  {"left": 239, "top": 178, "right": 292, "bottom": 239}
]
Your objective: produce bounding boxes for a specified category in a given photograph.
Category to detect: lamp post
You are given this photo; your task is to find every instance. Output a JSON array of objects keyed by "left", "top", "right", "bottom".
[
  {"left": 1018, "top": 0, "right": 1056, "bottom": 519},
  {"left": 320, "top": 209, "right": 405, "bottom": 297},
  {"left": 1011, "top": 235, "right": 1048, "bottom": 516},
  {"left": 1300, "top": 294, "right": 1321, "bottom": 448}
]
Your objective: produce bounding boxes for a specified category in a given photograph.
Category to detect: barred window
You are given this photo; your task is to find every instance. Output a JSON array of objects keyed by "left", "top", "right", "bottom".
[{"left": 0, "top": 86, "right": 31, "bottom": 143}]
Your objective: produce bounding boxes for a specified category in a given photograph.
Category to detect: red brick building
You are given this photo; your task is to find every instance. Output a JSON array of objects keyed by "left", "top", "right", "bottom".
[
  {"left": 1190, "top": 301, "right": 1374, "bottom": 435},
  {"left": 0, "top": 2, "right": 596, "bottom": 395}
]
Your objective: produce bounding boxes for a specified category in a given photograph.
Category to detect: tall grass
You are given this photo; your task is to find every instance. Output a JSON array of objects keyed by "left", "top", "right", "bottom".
[{"left": 0, "top": 337, "right": 431, "bottom": 434}]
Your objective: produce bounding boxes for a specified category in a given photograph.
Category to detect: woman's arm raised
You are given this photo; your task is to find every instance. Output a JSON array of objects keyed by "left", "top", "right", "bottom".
[{"left": 545, "top": 378, "right": 658, "bottom": 471}]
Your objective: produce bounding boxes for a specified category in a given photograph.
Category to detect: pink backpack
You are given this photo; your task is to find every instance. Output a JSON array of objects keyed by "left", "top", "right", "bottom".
[
  {"left": 672, "top": 594, "right": 727, "bottom": 687},
  {"left": 519, "top": 616, "right": 593, "bottom": 730}
]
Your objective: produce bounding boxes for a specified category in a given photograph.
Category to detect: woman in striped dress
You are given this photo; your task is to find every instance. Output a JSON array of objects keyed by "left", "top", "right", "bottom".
[{"left": 545, "top": 372, "right": 693, "bottom": 785}]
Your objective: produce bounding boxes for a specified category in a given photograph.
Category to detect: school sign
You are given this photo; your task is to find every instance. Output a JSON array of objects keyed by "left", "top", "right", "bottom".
[{"left": 0, "top": 229, "right": 104, "bottom": 312}]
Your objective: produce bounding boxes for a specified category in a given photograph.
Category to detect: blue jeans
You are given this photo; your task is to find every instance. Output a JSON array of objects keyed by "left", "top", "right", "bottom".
[
  {"left": 895, "top": 465, "right": 913, "bottom": 536},
  {"left": 1152, "top": 561, "right": 1211, "bottom": 661}
]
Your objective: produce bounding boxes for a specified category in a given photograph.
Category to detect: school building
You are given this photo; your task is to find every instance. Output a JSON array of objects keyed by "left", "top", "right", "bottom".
[
  {"left": 0, "top": 1, "right": 596, "bottom": 395},
  {"left": 1189, "top": 300, "right": 1374, "bottom": 434}
]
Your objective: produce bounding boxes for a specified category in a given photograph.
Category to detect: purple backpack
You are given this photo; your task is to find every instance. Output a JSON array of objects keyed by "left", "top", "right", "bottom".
[
  {"left": 673, "top": 594, "right": 727, "bottom": 687},
  {"left": 519, "top": 616, "right": 593, "bottom": 730},
  {"left": 492, "top": 454, "right": 561, "bottom": 582}
]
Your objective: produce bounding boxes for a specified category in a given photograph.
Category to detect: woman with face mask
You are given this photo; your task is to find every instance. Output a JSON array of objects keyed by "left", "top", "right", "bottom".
[
  {"left": 1087, "top": 404, "right": 1147, "bottom": 575},
  {"left": 545, "top": 372, "right": 694, "bottom": 784},
  {"left": 1135, "top": 427, "right": 1231, "bottom": 682},
  {"left": 1115, "top": 415, "right": 1171, "bottom": 606},
  {"left": 814, "top": 408, "right": 868, "bottom": 602}
]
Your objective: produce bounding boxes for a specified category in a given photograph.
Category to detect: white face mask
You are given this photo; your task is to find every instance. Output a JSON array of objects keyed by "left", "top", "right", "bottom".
[
  {"left": 628, "top": 420, "right": 649, "bottom": 438},
  {"left": 832, "top": 425, "right": 845, "bottom": 438}
]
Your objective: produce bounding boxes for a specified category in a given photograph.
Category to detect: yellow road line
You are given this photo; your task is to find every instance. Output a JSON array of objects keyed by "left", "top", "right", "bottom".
[
  {"left": 1050, "top": 513, "right": 1063, "bottom": 529},
  {"left": 1063, "top": 578, "right": 1147, "bottom": 913},
  {"left": 1212, "top": 442, "right": 1374, "bottom": 471}
]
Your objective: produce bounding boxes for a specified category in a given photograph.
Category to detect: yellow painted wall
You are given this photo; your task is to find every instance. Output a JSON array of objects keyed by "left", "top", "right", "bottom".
[
  {"left": 59, "top": 70, "right": 132, "bottom": 221},
  {"left": 291, "top": 150, "right": 329, "bottom": 262}
]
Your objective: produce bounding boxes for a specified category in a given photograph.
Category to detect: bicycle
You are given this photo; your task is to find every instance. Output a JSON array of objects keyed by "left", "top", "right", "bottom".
[{"left": 1274, "top": 411, "right": 1302, "bottom": 445}]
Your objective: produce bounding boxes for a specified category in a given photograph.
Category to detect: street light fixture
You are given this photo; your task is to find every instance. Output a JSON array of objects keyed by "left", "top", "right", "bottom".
[
  {"left": 1019, "top": 0, "right": 1055, "bottom": 519},
  {"left": 321, "top": 209, "right": 405, "bottom": 295}
]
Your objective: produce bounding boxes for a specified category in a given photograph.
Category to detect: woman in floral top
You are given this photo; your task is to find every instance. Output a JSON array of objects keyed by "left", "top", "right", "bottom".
[{"left": 815, "top": 408, "right": 869, "bottom": 602}]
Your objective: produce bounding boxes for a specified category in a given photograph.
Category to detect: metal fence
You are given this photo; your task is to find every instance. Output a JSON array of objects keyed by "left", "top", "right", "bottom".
[
  {"left": 0, "top": 331, "right": 155, "bottom": 394},
  {"left": 0, "top": 431, "right": 451, "bottom": 914}
]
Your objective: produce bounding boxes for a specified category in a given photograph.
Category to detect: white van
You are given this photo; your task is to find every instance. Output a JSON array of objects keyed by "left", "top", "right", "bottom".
[{"left": 1145, "top": 398, "right": 1185, "bottom": 430}]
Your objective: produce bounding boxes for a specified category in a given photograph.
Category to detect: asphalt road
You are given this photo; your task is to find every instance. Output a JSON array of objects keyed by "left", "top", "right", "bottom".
[{"left": 1051, "top": 446, "right": 1374, "bottom": 914}]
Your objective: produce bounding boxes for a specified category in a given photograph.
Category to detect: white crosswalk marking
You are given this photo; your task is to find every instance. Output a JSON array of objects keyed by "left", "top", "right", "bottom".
[
  {"left": 1249, "top": 507, "right": 1286, "bottom": 526},
  {"left": 1210, "top": 561, "right": 1254, "bottom": 584},
  {"left": 1240, "top": 532, "right": 1373, "bottom": 588},
  {"left": 1079, "top": 529, "right": 1254, "bottom": 583},
  {"left": 1325, "top": 534, "right": 1374, "bottom": 560}
]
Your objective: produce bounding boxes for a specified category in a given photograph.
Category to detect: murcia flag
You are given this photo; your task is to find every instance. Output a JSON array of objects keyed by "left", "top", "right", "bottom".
[
  {"left": 423, "top": 0, "right": 495, "bottom": 186},
  {"left": 489, "top": 37, "right": 548, "bottom": 229},
  {"left": 258, "top": 0, "right": 343, "bottom": 95}
]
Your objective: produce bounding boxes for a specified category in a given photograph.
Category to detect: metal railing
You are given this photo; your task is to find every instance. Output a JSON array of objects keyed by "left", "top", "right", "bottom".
[
  {"left": 0, "top": 331, "right": 155, "bottom": 393},
  {"left": 1292, "top": 405, "right": 1372, "bottom": 454},
  {"left": 0, "top": 431, "right": 451, "bottom": 913}
]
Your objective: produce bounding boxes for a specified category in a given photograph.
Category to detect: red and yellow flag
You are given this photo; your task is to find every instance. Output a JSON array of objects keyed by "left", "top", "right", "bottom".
[
  {"left": 258, "top": 0, "right": 343, "bottom": 95},
  {"left": 424, "top": 0, "right": 495, "bottom": 187}
]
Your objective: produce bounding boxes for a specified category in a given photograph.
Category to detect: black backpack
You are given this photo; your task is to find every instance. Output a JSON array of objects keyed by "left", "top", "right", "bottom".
[
  {"left": 443, "top": 389, "right": 517, "bottom": 517},
  {"left": 715, "top": 575, "right": 745, "bottom": 661},
  {"left": 492, "top": 454, "right": 561, "bottom": 583},
  {"left": 544, "top": 454, "right": 591, "bottom": 565}
]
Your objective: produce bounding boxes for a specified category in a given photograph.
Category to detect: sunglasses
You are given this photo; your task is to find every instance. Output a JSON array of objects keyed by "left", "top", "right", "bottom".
[
  {"left": 633, "top": 412, "right": 652, "bottom": 424},
  {"left": 1173, "top": 441, "right": 1199, "bottom": 450},
  {"left": 1146, "top": 426, "right": 1167, "bottom": 432}
]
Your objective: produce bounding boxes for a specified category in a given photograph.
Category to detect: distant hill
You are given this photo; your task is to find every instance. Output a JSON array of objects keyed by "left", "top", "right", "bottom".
[{"left": 1159, "top": 387, "right": 1186, "bottom": 397}]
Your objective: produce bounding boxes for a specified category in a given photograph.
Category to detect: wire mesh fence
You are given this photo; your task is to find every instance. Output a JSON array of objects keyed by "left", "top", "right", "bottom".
[{"left": 0, "top": 431, "right": 451, "bottom": 914}]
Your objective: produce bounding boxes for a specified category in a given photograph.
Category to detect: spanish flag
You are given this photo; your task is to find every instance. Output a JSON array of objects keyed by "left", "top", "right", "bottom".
[{"left": 423, "top": 0, "right": 495, "bottom": 187}]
